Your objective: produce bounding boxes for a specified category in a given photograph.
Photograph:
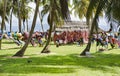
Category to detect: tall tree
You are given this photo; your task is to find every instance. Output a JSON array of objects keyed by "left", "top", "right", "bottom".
[
  {"left": 80, "top": 0, "right": 120, "bottom": 56},
  {"left": 13, "top": 0, "right": 40, "bottom": 57},
  {"left": 9, "top": 7, "right": 13, "bottom": 32},
  {"left": 72, "top": 0, "right": 98, "bottom": 30},
  {"left": 73, "top": 0, "right": 89, "bottom": 19},
  {"left": 20, "top": 0, "right": 31, "bottom": 32},
  {"left": 41, "top": 0, "right": 70, "bottom": 53},
  {"left": 41, "top": 0, "right": 56, "bottom": 53},
  {"left": 17, "top": 0, "right": 22, "bottom": 33},
  {"left": 9, "top": 0, "right": 15, "bottom": 32},
  {"left": 38, "top": 9, "right": 44, "bottom": 32},
  {"left": 0, "top": 0, "right": 7, "bottom": 50},
  {"left": 11, "top": 0, "right": 31, "bottom": 32}
]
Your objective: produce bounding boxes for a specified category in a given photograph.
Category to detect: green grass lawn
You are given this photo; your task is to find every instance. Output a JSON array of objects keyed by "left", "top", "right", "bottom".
[{"left": 0, "top": 39, "right": 120, "bottom": 76}]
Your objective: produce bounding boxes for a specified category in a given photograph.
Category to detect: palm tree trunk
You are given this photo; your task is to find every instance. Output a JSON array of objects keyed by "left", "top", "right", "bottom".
[
  {"left": 10, "top": 8, "right": 13, "bottom": 32},
  {"left": 18, "top": 14, "right": 22, "bottom": 33},
  {"left": 18, "top": 0, "right": 22, "bottom": 33},
  {"left": 41, "top": 9, "right": 54, "bottom": 53},
  {"left": 80, "top": 0, "right": 105, "bottom": 56},
  {"left": 26, "top": 19, "right": 29, "bottom": 32},
  {"left": 80, "top": 8, "right": 100, "bottom": 56},
  {"left": 41, "top": 24, "right": 53, "bottom": 53},
  {"left": 23, "top": 20, "right": 25, "bottom": 32},
  {"left": 13, "top": 0, "right": 39, "bottom": 57},
  {"left": 4, "top": 24, "right": 6, "bottom": 30},
  {"left": 38, "top": 10, "right": 44, "bottom": 32},
  {"left": 80, "top": 19, "right": 95, "bottom": 56},
  {"left": 0, "top": 0, "right": 7, "bottom": 50}
]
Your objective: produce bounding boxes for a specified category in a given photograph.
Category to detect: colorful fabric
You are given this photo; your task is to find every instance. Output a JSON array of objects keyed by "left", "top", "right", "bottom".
[{"left": 13, "top": 33, "right": 17, "bottom": 40}]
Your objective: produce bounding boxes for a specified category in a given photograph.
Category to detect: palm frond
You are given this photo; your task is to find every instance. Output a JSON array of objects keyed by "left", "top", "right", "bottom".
[
  {"left": 105, "top": 0, "right": 120, "bottom": 25},
  {"left": 59, "top": 0, "right": 70, "bottom": 20},
  {"left": 92, "top": 0, "right": 108, "bottom": 33},
  {"left": 86, "top": 0, "right": 100, "bottom": 25},
  {"left": 73, "top": 0, "right": 89, "bottom": 19}
]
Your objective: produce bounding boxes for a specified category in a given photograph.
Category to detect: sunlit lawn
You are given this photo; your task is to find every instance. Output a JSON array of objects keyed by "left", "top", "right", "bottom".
[{"left": 0, "top": 39, "right": 120, "bottom": 76}]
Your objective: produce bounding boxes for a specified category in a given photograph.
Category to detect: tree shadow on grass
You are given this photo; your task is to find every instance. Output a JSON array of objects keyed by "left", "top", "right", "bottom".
[
  {"left": 0, "top": 55, "right": 75, "bottom": 74},
  {"left": 2, "top": 41, "right": 14, "bottom": 44},
  {"left": 2, "top": 47, "right": 21, "bottom": 50},
  {"left": 0, "top": 53, "right": 120, "bottom": 74}
]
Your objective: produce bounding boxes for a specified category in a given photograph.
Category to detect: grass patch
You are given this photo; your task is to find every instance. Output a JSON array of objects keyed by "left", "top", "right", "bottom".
[{"left": 0, "top": 40, "right": 120, "bottom": 76}]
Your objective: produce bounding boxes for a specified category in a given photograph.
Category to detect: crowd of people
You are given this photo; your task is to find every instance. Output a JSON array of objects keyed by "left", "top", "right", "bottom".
[
  {"left": 0, "top": 30, "right": 120, "bottom": 51},
  {"left": 0, "top": 31, "right": 46, "bottom": 47},
  {"left": 52, "top": 30, "right": 120, "bottom": 51},
  {"left": 53, "top": 30, "right": 89, "bottom": 47},
  {"left": 0, "top": 30, "right": 89, "bottom": 47},
  {"left": 92, "top": 32, "right": 120, "bottom": 51}
]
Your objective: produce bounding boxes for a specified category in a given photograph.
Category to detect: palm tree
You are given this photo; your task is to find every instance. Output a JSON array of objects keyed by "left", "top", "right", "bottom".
[
  {"left": 13, "top": 0, "right": 40, "bottom": 57},
  {"left": 106, "top": 0, "right": 120, "bottom": 23},
  {"left": 26, "top": 19, "right": 29, "bottom": 32},
  {"left": 41, "top": 0, "right": 70, "bottom": 53},
  {"left": 40, "top": 0, "right": 58, "bottom": 53},
  {"left": 0, "top": 0, "right": 10, "bottom": 21},
  {"left": 10, "top": 0, "right": 27, "bottom": 33},
  {"left": 80, "top": 0, "right": 120, "bottom": 56},
  {"left": 9, "top": 0, "right": 19, "bottom": 32},
  {"left": 17, "top": 0, "right": 22, "bottom": 33},
  {"left": 72, "top": 0, "right": 89, "bottom": 19},
  {"left": 72, "top": 0, "right": 98, "bottom": 30},
  {"left": 9, "top": 0, "right": 21, "bottom": 32},
  {"left": 11, "top": 0, "right": 31, "bottom": 32},
  {"left": 9, "top": 4, "right": 13, "bottom": 32},
  {"left": 0, "top": 0, "right": 7, "bottom": 50},
  {"left": 13, "top": 0, "right": 70, "bottom": 56},
  {"left": 20, "top": 0, "right": 31, "bottom": 32},
  {"left": 9, "top": 0, "right": 15, "bottom": 32},
  {"left": 38, "top": 9, "right": 44, "bottom": 32}
]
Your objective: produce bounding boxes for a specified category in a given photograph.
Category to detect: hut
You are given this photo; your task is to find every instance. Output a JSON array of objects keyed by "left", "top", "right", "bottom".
[
  {"left": 55, "top": 21, "right": 89, "bottom": 32},
  {"left": 55, "top": 21, "right": 89, "bottom": 43}
]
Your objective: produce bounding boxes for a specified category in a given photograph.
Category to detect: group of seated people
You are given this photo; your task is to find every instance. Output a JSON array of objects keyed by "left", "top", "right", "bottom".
[
  {"left": 0, "top": 31, "right": 47, "bottom": 47},
  {"left": 53, "top": 30, "right": 89, "bottom": 47},
  {"left": 1, "top": 30, "right": 120, "bottom": 51}
]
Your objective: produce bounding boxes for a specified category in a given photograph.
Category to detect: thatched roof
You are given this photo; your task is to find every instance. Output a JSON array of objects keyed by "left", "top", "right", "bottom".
[
  {"left": 55, "top": 21, "right": 106, "bottom": 33},
  {"left": 55, "top": 21, "right": 88, "bottom": 31}
]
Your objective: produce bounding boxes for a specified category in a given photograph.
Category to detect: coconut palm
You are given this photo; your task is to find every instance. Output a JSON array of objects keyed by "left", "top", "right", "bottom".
[
  {"left": 0, "top": 1, "right": 7, "bottom": 30},
  {"left": 106, "top": 0, "right": 120, "bottom": 23},
  {"left": 17, "top": 0, "right": 22, "bottom": 33},
  {"left": 41, "top": 0, "right": 70, "bottom": 53},
  {"left": 20, "top": 0, "right": 32, "bottom": 32},
  {"left": 0, "top": 0, "right": 8, "bottom": 50},
  {"left": 38, "top": 5, "right": 44, "bottom": 32},
  {"left": 0, "top": 0, "right": 11, "bottom": 24},
  {"left": 0, "top": 0, "right": 15, "bottom": 50},
  {"left": 8, "top": 0, "right": 17, "bottom": 32},
  {"left": 8, "top": 0, "right": 22, "bottom": 32},
  {"left": 10, "top": 0, "right": 31, "bottom": 33},
  {"left": 13, "top": 0, "right": 40, "bottom": 57},
  {"left": 72, "top": 0, "right": 99, "bottom": 30},
  {"left": 80, "top": 0, "right": 120, "bottom": 56},
  {"left": 72, "top": 0, "right": 89, "bottom": 19},
  {"left": 9, "top": 1, "right": 14, "bottom": 32}
]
